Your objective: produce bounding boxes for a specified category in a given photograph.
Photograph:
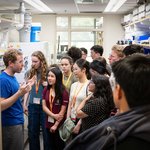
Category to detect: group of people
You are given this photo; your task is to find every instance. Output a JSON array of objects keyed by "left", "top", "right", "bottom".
[{"left": 1, "top": 43, "right": 149, "bottom": 150}]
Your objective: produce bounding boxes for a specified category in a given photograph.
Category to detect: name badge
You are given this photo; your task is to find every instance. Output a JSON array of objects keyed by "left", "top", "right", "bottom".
[
  {"left": 48, "top": 116, "right": 54, "bottom": 123},
  {"left": 33, "top": 98, "right": 40, "bottom": 104},
  {"left": 71, "top": 108, "right": 76, "bottom": 121}
]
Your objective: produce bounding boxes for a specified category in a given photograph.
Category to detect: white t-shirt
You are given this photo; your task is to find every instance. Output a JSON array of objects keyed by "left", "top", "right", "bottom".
[{"left": 69, "top": 80, "right": 90, "bottom": 119}]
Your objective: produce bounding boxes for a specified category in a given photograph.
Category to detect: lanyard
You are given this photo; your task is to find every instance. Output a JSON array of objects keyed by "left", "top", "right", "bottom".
[
  {"left": 71, "top": 82, "right": 86, "bottom": 108},
  {"left": 35, "top": 80, "right": 40, "bottom": 94},
  {"left": 49, "top": 88, "right": 55, "bottom": 111},
  {"left": 63, "top": 73, "right": 72, "bottom": 87}
]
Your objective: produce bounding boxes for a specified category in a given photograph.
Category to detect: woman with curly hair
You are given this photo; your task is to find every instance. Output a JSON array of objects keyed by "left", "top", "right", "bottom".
[
  {"left": 23, "top": 51, "right": 48, "bottom": 150},
  {"left": 76, "top": 75, "right": 114, "bottom": 132}
]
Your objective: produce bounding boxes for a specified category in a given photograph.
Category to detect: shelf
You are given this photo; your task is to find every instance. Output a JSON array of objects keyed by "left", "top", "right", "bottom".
[
  {"left": 124, "top": 15, "right": 150, "bottom": 36},
  {"left": 0, "top": 16, "right": 20, "bottom": 32},
  {"left": 124, "top": 15, "right": 150, "bottom": 27},
  {"left": 141, "top": 44, "right": 150, "bottom": 47}
]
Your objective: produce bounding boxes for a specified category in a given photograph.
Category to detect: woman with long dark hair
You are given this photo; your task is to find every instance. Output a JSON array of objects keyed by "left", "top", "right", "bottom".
[
  {"left": 76, "top": 75, "right": 114, "bottom": 132},
  {"left": 42, "top": 67, "right": 69, "bottom": 150},
  {"left": 67, "top": 58, "right": 91, "bottom": 137}
]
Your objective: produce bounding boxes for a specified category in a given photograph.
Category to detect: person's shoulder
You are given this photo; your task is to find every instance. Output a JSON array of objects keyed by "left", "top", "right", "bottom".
[
  {"left": 107, "top": 136, "right": 150, "bottom": 150},
  {"left": 0, "top": 72, "right": 10, "bottom": 82},
  {"left": 63, "top": 89, "right": 69, "bottom": 96},
  {"left": 43, "top": 86, "right": 48, "bottom": 94},
  {"left": 71, "top": 81, "right": 78, "bottom": 87},
  {"left": 0, "top": 72, "right": 4, "bottom": 79}
]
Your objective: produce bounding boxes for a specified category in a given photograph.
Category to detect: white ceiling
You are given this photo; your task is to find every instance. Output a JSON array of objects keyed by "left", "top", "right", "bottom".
[
  {"left": 0, "top": 0, "right": 140, "bottom": 15},
  {"left": 1, "top": 0, "right": 149, "bottom": 32}
]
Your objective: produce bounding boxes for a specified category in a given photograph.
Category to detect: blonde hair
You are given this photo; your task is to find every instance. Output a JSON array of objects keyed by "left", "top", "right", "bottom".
[{"left": 111, "top": 45, "right": 124, "bottom": 58}]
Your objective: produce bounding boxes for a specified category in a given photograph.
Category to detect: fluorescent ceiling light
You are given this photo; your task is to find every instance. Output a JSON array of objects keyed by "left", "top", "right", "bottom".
[
  {"left": 23, "top": 0, "right": 53, "bottom": 12},
  {"left": 104, "top": 0, "right": 127, "bottom": 12},
  {"left": 75, "top": 0, "right": 94, "bottom": 4},
  {"left": 104, "top": 0, "right": 117, "bottom": 12},
  {"left": 112, "top": 0, "right": 127, "bottom": 12}
]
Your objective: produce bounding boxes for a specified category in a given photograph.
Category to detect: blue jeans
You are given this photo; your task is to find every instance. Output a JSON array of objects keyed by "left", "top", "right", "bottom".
[{"left": 28, "top": 104, "right": 47, "bottom": 150}]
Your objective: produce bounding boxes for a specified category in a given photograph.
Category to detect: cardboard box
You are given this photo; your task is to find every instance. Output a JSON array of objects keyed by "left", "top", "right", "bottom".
[
  {"left": 138, "top": 11, "right": 146, "bottom": 19},
  {"left": 132, "top": 15, "right": 138, "bottom": 21},
  {"left": 133, "top": 8, "right": 138, "bottom": 16},
  {"left": 124, "top": 14, "right": 133, "bottom": 23},
  {"left": 138, "top": 4, "right": 145, "bottom": 13},
  {"left": 146, "top": 3, "right": 150, "bottom": 12}
]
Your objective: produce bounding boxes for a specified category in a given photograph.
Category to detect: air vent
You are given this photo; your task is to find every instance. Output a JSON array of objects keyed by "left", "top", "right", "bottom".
[
  {"left": 82, "top": 0, "right": 94, "bottom": 2},
  {"left": 80, "top": 11, "right": 102, "bottom": 13},
  {"left": 76, "top": 0, "right": 94, "bottom": 4}
]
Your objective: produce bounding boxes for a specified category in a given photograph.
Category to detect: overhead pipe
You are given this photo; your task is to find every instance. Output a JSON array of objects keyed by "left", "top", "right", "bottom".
[{"left": 0, "top": 2, "right": 26, "bottom": 32}]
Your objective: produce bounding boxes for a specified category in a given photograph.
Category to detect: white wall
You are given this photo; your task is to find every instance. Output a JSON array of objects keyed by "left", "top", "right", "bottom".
[
  {"left": 9, "top": 29, "right": 19, "bottom": 42},
  {"left": 103, "top": 14, "right": 124, "bottom": 59},
  {"left": 9, "top": 14, "right": 124, "bottom": 62},
  {"left": 32, "top": 14, "right": 56, "bottom": 63},
  {"left": 32, "top": 14, "right": 124, "bottom": 61}
]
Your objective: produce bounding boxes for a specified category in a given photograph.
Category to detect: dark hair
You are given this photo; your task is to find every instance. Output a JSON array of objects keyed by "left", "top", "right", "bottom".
[
  {"left": 90, "top": 45, "right": 103, "bottom": 56},
  {"left": 3, "top": 49, "right": 22, "bottom": 67},
  {"left": 111, "top": 53, "right": 150, "bottom": 107},
  {"left": 92, "top": 75, "right": 114, "bottom": 110},
  {"left": 47, "top": 67, "right": 65, "bottom": 104},
  {"left": 49, "top": 64, "right": 60, "bottom": 68},
  {"left": 123, "top": 44, "right": 144, "bottom": 56},
  {"left": 96, "top": 57, "right": 107, "bottom": 66},
  {"left": 80, "top": 47, "right": 88, "bottom": 55},
  {"left": 67, "top": 46, "right": 82, "bottom": 63},
  {"left": 75, "top": 58, "right": 91, "bottom": 79},
  {"left": 90, "top": 60, "right": 109, "bottom": 75},
  {"left": 60, "top": 55, "right": 73, "bottom": 65}
]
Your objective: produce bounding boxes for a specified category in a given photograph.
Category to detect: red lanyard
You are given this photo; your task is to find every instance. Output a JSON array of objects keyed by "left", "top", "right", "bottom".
[{"left": 35, "top": 80, "right": 40, "bottom": 94}]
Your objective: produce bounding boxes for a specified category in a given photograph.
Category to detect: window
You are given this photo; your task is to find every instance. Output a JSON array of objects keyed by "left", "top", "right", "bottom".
[
  {"left": 56, "top": 16, "right": 103, "bottom": 61},
  {"left": 71, "top": 32, "right": 94, "bottom": 49},
  {"left": 56, "top": 17, "right": 68, "bottom": 29},
  {"left": 71, "top": 17, "right": 103, "bottom": 29}
]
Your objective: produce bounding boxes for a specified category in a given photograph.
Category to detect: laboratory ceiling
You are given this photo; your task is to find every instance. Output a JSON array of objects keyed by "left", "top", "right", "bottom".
[{"left": 0, "top": 0, "right": 140, "bottom": 15}]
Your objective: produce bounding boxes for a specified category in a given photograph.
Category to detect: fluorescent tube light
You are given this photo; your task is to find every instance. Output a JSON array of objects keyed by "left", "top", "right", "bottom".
[
  {"left": 23, "top": 0, "right": 53, "bottom": 12},
  {"left": 112, "top": 0, "right": 127, "bottom": 12},
  {"left": 104, "top": 0, "right": 118, "bottom": 12},
  {"left": 104, "top": 0, "right": 127, "bottom": 12}
]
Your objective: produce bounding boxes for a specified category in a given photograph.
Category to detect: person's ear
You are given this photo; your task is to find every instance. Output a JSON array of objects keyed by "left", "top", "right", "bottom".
[
  {"left": 113, "top": 84, "right": 122, "bottom": 108},
  {"left": 115, "top": 84, "right": 122, "bottom": 100},
  {"left": 8, "top": 61, "right": 14, "bottom": 67},
  {"left": 82, "top": 68, "right": 86, "bottom": 73}
]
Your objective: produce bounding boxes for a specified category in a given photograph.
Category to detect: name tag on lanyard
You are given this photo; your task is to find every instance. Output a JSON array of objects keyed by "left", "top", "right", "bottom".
[
  {"left": 33, "top": 97, "right": 40, "bottom": 104},
  {"left": 48, "top": 116, "right": 54, "bottom": 123}
]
